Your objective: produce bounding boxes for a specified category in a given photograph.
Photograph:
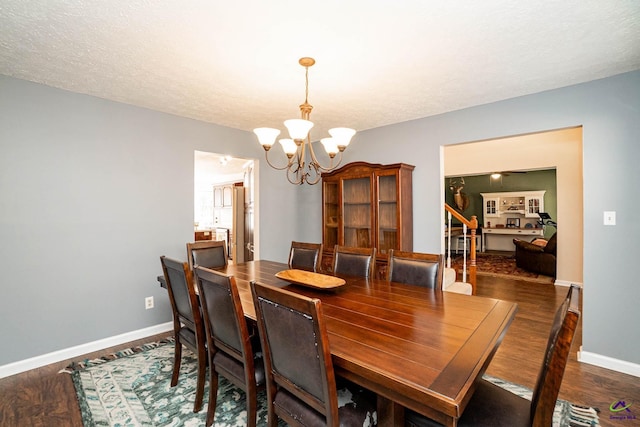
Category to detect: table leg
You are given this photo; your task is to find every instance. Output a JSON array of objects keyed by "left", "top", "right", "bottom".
[{"left": 376, "top": 395, "right": 404, "bottom": 426}]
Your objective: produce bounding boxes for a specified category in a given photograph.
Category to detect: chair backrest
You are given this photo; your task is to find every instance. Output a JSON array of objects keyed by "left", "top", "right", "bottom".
[
  {"left": 251, "top": 280, "right": 340, "bottom": 425},
  {"left": 387, "top": 250, "right": 444, "bottom": 290},
  {"left": 530, "top": 284, "right": 581, "bottom": 426},
  {"left": 186, "top": 240, "right": 227, "bottom": 271},
  {"left": 160, "top": 256, "right": 200, "bottom": 328},
  {"left": 288, "top": 241, "right": 323, "bottom": 272},
  {"left": 332, "top": 245, "right": 376, "bottom": 279},
  {"left": 194, "top": 266, "right": 251, "bottom": 363}
]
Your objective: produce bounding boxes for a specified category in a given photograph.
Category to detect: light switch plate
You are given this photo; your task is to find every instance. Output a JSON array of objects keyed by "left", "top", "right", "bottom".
[{"left": 604, "top": 211, "right": 616, "bottom": 225}]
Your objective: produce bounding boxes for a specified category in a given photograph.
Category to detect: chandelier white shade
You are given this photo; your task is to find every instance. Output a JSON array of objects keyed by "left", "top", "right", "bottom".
[
  {"left": 279, "top": 138, "right": 298, "bottom": 156},
  {"left": 253, "top": 127, "right": 281, "bottom": 150},
  {"left": 320, "top": 138, "right": 339, "bottom": 156},
  {"left": 284, "top": 119, "right": 314, "bottom": 141},
  {"left": 253, "top": 57, "right": 356, "bottom": 185},
  {"left": 328, "top": 127, "right": 356, "bottom": 150}
]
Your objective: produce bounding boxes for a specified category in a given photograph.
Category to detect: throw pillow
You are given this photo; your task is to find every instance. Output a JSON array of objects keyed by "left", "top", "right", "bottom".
[{"left": 532, "top": 239, "right": 548, "bottom": 247}]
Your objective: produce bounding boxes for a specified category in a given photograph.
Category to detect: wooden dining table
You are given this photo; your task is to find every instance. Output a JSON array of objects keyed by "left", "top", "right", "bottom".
[
  {"left": 231, "top": 260, "right": 518, "bottom": 426},
  {"left": 160, "top": 259, "right": 517, "bottom": 426}
]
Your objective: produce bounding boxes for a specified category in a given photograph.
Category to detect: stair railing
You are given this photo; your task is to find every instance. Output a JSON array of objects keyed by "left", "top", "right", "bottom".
[{"left": 445, "top": 203, "right": 478, "bottom": 294}]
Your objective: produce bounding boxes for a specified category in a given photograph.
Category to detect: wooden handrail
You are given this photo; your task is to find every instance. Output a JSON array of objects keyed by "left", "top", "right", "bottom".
[{"left": 444, "top": 203, "right": 478, "bottom": 294}]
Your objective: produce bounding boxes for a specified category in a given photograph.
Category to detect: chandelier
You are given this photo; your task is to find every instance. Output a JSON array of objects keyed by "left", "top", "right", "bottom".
[{"left": 253, "top": 57, "right": 356, "bottom": 185}]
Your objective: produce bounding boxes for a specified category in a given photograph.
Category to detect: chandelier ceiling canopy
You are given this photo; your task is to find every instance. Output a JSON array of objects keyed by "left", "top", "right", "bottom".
[{"left": 253, "top": 57, "right": 356, "bottom": 185}]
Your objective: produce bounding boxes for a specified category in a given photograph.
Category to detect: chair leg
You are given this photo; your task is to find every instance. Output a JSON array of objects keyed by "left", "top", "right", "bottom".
[
  {"left": 206, "top": 368, "right": 220, "bottom": 426},
  {"left": 171, "top": 339, "right": 182, "bottom": 387},
  {"left": 246, "top": 382, "right": 258, "bottom": 427},
  {"left": 266, "top": 386, "right": 278, "bottom": 427},
  {"left": 267, "top": 410, "right": 278, "bottom": 427},
  {"left": 193, "top": 345, "right": 207, "bottom": 412}
]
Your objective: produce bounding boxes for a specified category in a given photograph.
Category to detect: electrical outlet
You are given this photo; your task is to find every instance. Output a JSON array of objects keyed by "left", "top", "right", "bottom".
[
  {"left": 145, "top": 296, "right": 154, "bottom": 310},
  {"left": 603, "top": 211, "right": 616, "bottom": 226}
]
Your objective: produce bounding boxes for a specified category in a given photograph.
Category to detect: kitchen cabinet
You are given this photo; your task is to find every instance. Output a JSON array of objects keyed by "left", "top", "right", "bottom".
[
  {"left": 213, "top": 186, "right": 223, "bottom": 208},
  {"left": 213, "top": 182, "right": 242, "bottom": 227},
  {"left": 213, "top": 183, "right": 235, "bottom": 208}
]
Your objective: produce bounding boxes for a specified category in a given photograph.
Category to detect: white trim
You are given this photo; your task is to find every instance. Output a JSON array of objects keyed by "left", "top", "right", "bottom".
[
  {"left": 444, "top": 281, "right": 473, "bottom": 295},
  {"left": 554, "top": 280, "right": 583, "bottom": 287},
  {"left": 578, "top": 346, "right": 640, "bottom": 378},
  {"left": 0, "top": 322, "right": 173, "bottom": 379}
]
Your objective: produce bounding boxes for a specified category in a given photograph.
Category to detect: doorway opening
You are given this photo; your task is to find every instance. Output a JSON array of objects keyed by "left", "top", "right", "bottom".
[
  {"left": 442, "top": 126, "right": 583, "bottom": 285},
  {"left": 194, "top": 151, "right": 258, "bottom": 262}
]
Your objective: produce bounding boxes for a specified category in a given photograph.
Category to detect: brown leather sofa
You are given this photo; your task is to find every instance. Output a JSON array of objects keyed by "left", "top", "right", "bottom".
[{"left": 513, "top": 232, "right": 557, "bottom": 277}]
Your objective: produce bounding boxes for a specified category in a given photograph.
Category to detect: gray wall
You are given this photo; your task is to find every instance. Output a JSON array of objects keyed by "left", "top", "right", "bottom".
[
  {"left": 2, "top": 70, "right": 639, "bottom": 369},
  {"left": 0, "top": 75, "right": 306, "bottom": 365},
  {"left": 347, "top": 70, "right": 640, "bottom": 365}
]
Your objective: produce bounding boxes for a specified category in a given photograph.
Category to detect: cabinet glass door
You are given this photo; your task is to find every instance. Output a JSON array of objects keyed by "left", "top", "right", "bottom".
[
  {"left": 485, "top": 198, "right": 499, "bottom": 217},
  {"left": 526, "top": 196, "right": 542, "bottom": 217},
  {"left": 377, "top": 174, "right": 398, "bottom": 255},
  {"left": 323, "top": 181, "right": 339, "bottom": 249},
  {"left": 342, "top": 177, "right": 372, "bottom": 248}
]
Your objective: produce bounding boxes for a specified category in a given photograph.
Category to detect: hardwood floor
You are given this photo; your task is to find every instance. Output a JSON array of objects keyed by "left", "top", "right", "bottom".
[
  {"left": 1, "top": 277, "right": 637, "bottom": 426},
  {"left": 477, "top": 275, "right": 640, "bottom": 427},
  {"left": 0, "top": 333, "right": 171, "bottom": 427}
]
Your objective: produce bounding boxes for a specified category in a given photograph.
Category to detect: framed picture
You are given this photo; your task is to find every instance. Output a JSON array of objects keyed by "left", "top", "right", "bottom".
[{"left": 506, "top": 218, "right": 520, "bottom": 228}]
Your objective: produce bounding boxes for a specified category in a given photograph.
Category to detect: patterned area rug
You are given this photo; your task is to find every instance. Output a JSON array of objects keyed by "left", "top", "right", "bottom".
[
  {"left": 63, "top": 340, "right": 598, "bottom": 426},
  {"left": 450, "top": 252, "right": 554, "bottom": 283},
  {"left": 62, "top": 338, "right": 278, "bottom": 426}
]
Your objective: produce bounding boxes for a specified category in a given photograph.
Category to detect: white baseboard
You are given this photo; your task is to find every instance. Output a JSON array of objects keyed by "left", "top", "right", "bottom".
[
  {"left": 554, "top": 279, "right": 582, "bottom": 287},
  {"left": 0, "top": 322, "right": 173, "bottom": 379},
  {"left": 578, "top": 346, "right": 640, "bottom": 378}
]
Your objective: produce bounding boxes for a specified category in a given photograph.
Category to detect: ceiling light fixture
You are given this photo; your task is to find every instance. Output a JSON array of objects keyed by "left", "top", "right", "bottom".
[{"left": 253, "top": 57, "right": 356, "bottom": 185}]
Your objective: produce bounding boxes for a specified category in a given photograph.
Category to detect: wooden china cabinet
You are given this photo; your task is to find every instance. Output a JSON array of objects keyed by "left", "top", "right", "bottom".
[{"left": 321, "top": 162, "right": 414, "bottom": 278}]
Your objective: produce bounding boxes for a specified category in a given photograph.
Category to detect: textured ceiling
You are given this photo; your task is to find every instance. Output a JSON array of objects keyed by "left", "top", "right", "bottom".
[{"left": 1, "top": 1, "right": 639, "bottom": 140}]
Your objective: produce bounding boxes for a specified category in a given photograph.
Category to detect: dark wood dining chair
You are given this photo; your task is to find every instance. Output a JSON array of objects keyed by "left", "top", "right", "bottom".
[
  {"left": 387, "top": 250, "right": 444, "bottom": 290},
  {"left": 159, "top": 256, "right": 207, "bottom": 412},
  {"left": 405, "top": 284, "right": 581, "bottom": 427},
  {"left": 288, "top": 241, "right": 323, "bottom": 272},
  {"left": 186, "top": 240, "right": 227, "bottom": 272},
  {"left": 250, "top": 280, "right": 378, "bottom": 427},
  {"left": 332, "top": 245, "right": 376, "bottom": 279},
  {"left": 194, "top": 266, "right": 265, "bottom": 427}
]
